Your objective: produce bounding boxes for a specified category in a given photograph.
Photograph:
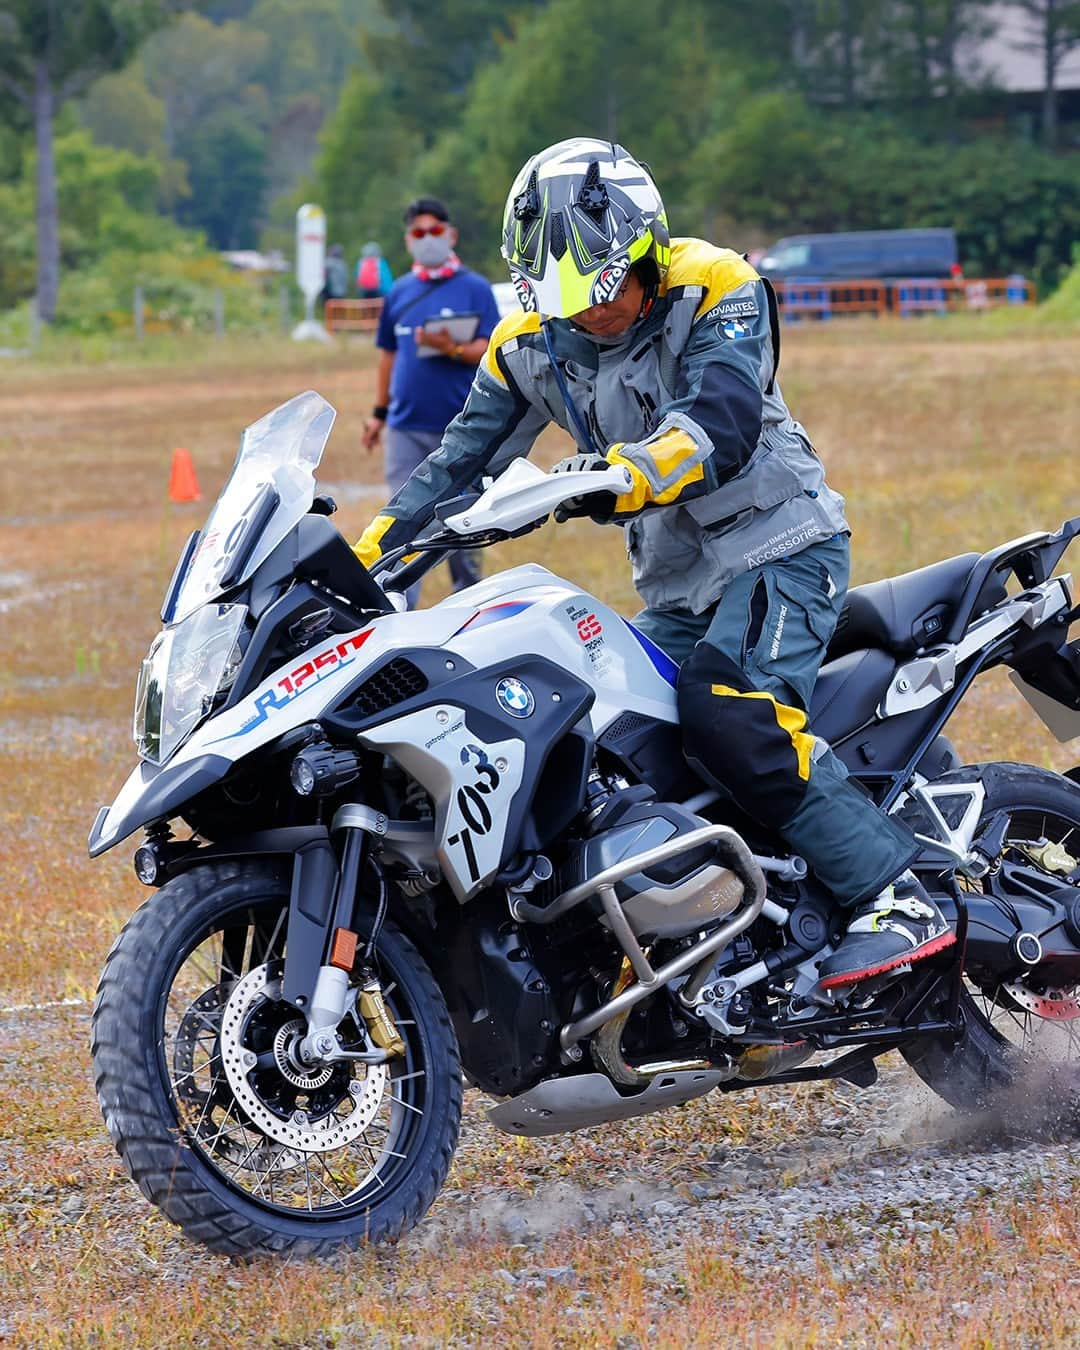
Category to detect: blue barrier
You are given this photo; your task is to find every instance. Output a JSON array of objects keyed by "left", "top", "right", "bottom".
[
  {"left": 777, "top": 279, "right": 831, "bottom": 322},
  {"left": 1006, "top": 275, "right": 1028, "bottom": 305},
  {"left": 896, "top": 281, "right": 948, "bottom": 317}
]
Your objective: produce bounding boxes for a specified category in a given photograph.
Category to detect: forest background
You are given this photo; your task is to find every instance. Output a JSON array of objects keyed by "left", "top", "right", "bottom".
[{"left": 2, "top": 0, "right": 1080, "bottom": 338}]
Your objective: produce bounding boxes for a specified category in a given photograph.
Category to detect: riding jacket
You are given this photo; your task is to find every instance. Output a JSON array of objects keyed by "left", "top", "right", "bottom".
[{"left": 356, "top": 238, "right": 849, "bottom": 615}]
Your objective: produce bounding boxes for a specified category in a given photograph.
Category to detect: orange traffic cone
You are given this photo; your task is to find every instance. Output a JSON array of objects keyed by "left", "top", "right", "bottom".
[{"left": 168, "top": 448, "right": 201, "bottom": 503}]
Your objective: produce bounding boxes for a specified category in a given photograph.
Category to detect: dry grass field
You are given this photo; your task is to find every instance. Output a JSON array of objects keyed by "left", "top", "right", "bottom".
[{"left": 1, "top": 321, "right": 1079, "bottom": 1346}]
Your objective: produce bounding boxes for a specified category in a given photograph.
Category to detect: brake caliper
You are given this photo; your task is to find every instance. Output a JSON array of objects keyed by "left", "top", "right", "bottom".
[
  {"left": 1017, "top": 839, "right": 1078, "bottom": 876},
  {"left": 357, "top": 974, "right": 406, "bottom": 1057}
]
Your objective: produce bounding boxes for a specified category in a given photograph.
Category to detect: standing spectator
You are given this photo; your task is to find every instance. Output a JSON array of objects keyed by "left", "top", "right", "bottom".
[
  {"left": 356, "top": 241, "right": 394, "bottom": 299},
  {"left": 322, "top": 243, "right": 349, "bottom": 309},
  {"left": 360, "top": 196, "right": 500, "bottom": 606}
]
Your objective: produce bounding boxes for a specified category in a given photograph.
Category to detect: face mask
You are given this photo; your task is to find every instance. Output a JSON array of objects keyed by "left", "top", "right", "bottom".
[{"left": 407, "top": 232, "right": 453, "bottom": 269}]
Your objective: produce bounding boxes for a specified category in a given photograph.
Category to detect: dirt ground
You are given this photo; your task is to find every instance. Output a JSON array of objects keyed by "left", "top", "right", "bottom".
[{"left": 1, "top": 323, "right": 1079, "bottom": 1346}]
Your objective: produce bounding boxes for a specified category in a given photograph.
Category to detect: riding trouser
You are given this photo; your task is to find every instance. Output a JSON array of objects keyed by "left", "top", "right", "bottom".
[{"left": 633, "top": 534, "right": 917, "bottom": 906}]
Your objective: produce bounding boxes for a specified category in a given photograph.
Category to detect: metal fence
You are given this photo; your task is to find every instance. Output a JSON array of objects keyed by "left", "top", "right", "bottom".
[
  {"left": 325, "top": 298, "right": 384, "bottom": 333},
  {"left": 322, "top": 278, "right": 1035, "bottom": 335},
  {"left": 775, "top": 276, "right": 1036, "bottom": 321}
]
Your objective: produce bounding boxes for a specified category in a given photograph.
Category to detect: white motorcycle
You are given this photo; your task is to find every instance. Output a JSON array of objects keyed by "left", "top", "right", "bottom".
[{"left": 90, "top": 391, "right": 1080, "bottom": 1256}]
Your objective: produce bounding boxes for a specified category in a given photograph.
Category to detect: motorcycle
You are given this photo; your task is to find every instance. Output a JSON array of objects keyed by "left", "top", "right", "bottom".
[{"left": 89, "top": 391, "right": 1080, "bottom": 1257}]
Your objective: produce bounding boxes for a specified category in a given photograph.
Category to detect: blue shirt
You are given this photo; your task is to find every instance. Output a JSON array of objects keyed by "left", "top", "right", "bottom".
[{"left": 376, "top": 268, "right": 501, "bottom": 433}]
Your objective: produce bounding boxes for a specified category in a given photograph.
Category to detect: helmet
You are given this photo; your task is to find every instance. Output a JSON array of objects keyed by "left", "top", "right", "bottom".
[{"left": 501, "top": 138, "right": 670, "bottom": 318}]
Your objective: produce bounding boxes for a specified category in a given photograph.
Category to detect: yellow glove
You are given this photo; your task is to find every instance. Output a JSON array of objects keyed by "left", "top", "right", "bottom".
[{"left": 352, "top": 514, "right": 395, "bottom": 570}]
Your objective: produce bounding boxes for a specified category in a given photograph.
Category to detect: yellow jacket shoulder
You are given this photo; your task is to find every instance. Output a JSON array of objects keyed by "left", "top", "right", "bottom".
[
  {"left": 481, "top": 309, "right": 542, "bottom": 383},
  {"left": 664, "top": 238, "right": 759, "bottom": 316}
]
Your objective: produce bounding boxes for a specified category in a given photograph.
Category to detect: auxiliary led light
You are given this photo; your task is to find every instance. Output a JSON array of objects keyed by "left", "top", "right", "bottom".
[
  {"left": 290, "top": 755, "right": 318, "bottom": 796},
  {"left": 134, "top": 844, "right": 164, "bottom": 886},
  {"left": 289, "top": 744, "right": 361, "bottom": 797}
]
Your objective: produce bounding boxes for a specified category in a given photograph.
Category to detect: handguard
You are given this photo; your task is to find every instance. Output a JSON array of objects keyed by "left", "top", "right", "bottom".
[{"left": 438, "top": 458, "right": 633, "bottom": 538}]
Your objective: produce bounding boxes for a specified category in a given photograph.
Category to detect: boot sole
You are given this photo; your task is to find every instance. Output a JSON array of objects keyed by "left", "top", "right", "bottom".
[{"left": 819, "top": 929, "right": 957, "bottom": 991}]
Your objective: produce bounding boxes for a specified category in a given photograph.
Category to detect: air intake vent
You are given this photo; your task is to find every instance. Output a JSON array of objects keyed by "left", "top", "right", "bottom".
[
  {"left": 603, "top": 712, "right": 652, "bottom": 742},
  {"left": 351, "top": 658, "right": 428, "bottom": 720},
  {"left": 550, "top": 212, "right": 568, "bottom": 260}
]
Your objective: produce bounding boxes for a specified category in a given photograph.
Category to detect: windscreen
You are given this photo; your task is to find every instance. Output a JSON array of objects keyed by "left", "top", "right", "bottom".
[{"left": 167, "top": 391, "right": 336, "bottom": 624}]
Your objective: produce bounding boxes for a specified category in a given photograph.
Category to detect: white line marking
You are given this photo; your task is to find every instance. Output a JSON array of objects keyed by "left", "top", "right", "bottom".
[{"left": 0, "top": 997, "right": 89, "bottom": 1015}]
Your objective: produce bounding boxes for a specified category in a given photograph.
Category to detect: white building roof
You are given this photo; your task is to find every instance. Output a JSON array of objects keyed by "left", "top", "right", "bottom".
[{"left": 964, "top": 3, "right": 1080, "bottom": 92}]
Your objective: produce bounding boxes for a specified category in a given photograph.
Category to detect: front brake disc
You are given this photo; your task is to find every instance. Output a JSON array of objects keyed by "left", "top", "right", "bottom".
[{"left": 218, "top": 963, "right": 388, "bottom": 1152}]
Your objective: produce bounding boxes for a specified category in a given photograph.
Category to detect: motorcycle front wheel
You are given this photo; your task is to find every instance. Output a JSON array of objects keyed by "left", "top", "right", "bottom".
[{"left": 92, "top": 860, "right": 461, "bottom": 1257}]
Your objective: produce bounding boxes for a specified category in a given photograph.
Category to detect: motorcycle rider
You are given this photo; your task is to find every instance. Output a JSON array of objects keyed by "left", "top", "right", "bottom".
[{"left": 351, "top": 137, "right": 955, "bottom": 990}]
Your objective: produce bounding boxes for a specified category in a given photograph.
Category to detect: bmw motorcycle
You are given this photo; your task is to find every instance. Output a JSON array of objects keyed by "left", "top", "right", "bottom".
[{"left": 89, "top": 391, "right": 1080, "bottom": 1257}]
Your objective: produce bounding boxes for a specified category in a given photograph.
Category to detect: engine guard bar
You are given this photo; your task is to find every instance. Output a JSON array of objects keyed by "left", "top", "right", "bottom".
[
  {"left": 514, "top": 825, "right": 767, "bottom": 1055},
  {"left": 509, "top": 825, "right": 763, "bottom": 926}
]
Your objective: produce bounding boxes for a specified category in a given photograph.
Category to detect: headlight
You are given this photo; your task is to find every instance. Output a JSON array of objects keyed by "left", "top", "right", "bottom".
[{"left": 134, "top": 603, "right": 248, "bottom": 764}]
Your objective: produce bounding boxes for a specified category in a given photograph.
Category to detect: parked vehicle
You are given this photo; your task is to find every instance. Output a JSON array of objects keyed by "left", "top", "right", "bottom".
[
  {"left": 759, "top": 229, "right": 958, "bottom": 282},
  {"left": 89, "top": 391, "right": 1080, "bottom": 1257}
]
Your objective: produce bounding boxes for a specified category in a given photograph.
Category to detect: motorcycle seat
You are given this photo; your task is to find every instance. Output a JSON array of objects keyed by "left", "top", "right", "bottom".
[
  {"left": 828, "top": 552, "right": 1007, "bottom": 660},
  {"left": 810, "top": 646, "right": 895, "bottom": 742}
]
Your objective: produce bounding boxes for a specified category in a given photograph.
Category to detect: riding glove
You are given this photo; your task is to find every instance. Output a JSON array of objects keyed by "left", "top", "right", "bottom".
[{"left": 551, "top": 452, "right": 614, "bottom": 523}]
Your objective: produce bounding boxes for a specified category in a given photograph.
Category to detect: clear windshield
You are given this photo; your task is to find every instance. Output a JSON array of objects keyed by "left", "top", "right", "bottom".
[{"left": 167, "top": 391, "right": 336, "bottom": 624}]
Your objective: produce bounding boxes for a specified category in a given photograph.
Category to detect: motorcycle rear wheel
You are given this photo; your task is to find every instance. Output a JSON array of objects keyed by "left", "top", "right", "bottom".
[
  {"left": 900, "top": 763, "right": 1080, "bottom": 1115},
  {"left": 92, "top": 860, "right": 461, "bottom": 1257}
]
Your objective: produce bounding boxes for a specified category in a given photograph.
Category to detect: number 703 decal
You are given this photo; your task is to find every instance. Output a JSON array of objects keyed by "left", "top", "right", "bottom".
[{"left": 446, "top": 746, "right": 503, "bottom": 885}]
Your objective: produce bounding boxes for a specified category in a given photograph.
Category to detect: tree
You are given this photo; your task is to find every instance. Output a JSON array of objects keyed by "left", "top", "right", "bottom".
[
  {"left": 176, "top": 109, "right": 268, "bottom": 248},
  {"left": 1012, "top": 0, "right": 1080, "bottom": 145},
  {"left": 407, "top": 0, "right": 722, "bottom": 268},
  {"left": 245, "top": 0, "right": 358, "bottom": 213},
  {"left": 0, "top": 1, "right": 180, "bottom": 321},
  {"left": 78, "top": 62, "right": 189, "bottom": 207},
  {"left": 361, "top": 0, "right": 543, "bottom": 142},
  {"left": 0, "top": 128, "right": 184, "bottom": 311},
  {"left": 314, "top": 1, "right": 537, "bottom": 265},
  {"left": 139, "top": 12, "right": 271, "bottom": 242}
]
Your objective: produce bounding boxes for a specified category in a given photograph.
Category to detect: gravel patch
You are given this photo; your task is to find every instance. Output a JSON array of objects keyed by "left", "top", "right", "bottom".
[{"left": 416, "top": 1057, "right": 1080, "bottom": 1274}]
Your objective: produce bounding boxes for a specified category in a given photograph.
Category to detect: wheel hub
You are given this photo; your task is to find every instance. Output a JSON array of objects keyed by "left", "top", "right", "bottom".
[
  {"left": 219, "top": 963, "right": 388, "bottom": 1152},
  {"left": 272, "top": 1019, "right": 335, "bottom": 1090}
]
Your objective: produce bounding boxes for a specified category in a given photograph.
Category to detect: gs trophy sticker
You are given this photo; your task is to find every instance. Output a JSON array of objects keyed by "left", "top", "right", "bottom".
[{"left": 292, "top": 203, "right": 332, "bottom": 343}]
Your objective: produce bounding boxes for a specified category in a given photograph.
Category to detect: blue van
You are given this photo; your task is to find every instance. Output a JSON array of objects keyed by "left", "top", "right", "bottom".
[{"left": 758, "top": 229, "right": 958, "bottom": 282}]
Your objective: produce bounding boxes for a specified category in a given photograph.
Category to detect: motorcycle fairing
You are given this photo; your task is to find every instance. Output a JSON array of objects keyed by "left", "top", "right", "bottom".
[
  {"left": 357, "top": 654, "right": 595, "bottom": 899},
  {"left": 88, "top": 610, "right": 455, "bottom": 856},
  {"left": 87, "top": 566, "right": 676, "bottom": 860},
  {"left": 433, "top": 566, "right": 679, "bottom": 735},
  {"left": 88, "top": 752, "right": 233, "bottom": 857}
]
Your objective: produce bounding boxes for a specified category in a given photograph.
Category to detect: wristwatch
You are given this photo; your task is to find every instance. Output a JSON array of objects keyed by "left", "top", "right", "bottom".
[
  {"left": 372, "top": 405, "right": 388, "bottom": 421},
  {"left": 451, "top": 344, "right": 463, "bottom": 360}
]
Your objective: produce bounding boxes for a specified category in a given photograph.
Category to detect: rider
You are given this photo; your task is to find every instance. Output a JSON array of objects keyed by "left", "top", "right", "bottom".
[{"left": 351, "top": 137, "right": 955, "bottom": 991}]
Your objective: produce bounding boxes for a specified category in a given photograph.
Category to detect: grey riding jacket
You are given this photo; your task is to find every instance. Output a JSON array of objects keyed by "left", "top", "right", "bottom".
[{"left": 360, "top": 238, "right": 849, "bottom": 615}]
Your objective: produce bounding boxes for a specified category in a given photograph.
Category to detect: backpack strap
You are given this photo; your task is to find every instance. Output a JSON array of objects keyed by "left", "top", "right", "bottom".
[{"left": 541, "top": 320, "right": 600, "bottom": 454}]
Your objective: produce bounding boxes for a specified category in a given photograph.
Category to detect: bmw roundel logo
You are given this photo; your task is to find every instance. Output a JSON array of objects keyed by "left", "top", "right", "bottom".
[{"left": 495, "top": 676, "right": 535, "bottom": 718}]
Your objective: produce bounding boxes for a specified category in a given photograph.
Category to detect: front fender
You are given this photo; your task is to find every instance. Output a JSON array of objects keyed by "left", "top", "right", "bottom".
[{"left": 87, "top": 752, "right": 232, "bottom": 858}]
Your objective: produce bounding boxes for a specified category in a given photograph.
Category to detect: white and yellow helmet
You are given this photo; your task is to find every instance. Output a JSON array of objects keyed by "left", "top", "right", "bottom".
[{"left": 501, "top": 137, "right": 670, "bottom": 317}]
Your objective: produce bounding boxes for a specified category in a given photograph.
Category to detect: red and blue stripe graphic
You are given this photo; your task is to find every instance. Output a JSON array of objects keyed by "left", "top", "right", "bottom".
[
  {"left": 624, "top": 621, "right": 679, "bottom": 686},
  {"left": 453, "top": 600, "right": 535, "bottom": 635}
]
